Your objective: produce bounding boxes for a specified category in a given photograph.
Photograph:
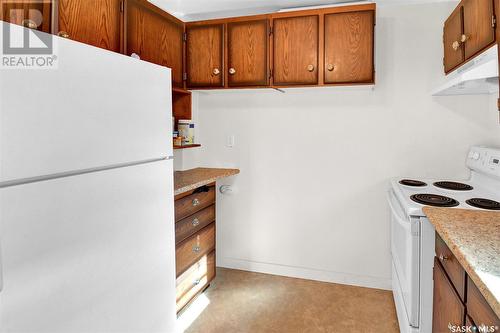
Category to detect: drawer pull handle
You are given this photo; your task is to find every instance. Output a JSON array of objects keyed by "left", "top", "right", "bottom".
[
  {"left": 192, "top": 218, "right": 200, "bottom": 227},
  {"left": 439, "top": 254, "right": 448, "bottom": 261},
  {"left": 193, "top": 246, "right": 201, "bottom": 253},
  {"left": 192, "top": 198, "right": 200, "bottom": 207},
  {"left": 193, "top": 279, "right": 201, "bottom": 286}
]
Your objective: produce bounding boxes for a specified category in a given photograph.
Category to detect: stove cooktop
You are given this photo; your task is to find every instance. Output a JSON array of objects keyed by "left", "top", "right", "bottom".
[{"left": 391, "top": 177, "right": 500, "bottom": 216}]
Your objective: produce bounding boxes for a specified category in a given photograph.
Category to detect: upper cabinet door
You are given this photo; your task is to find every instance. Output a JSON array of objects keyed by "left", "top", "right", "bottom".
[
  {"left": 186, "top": 24, "right": 224, "bottom": 88},
  {"left": 324, "top": 11, "right": 374, "bottom": 84},
  {"left": 58, "top": 0, "right": 122, "bottom": 53},
  {"left": 0, "top": 0, "right": 52, "bottom": 33},
  {"left": 443, "top": 6, "right": 464, "bottom": 73},
  {"left": 462, "top": 0, "right": 495, "bottom": 60},
  {"left": 126, "top": 0, "right": 184, "bottom": 88},
  {"left": 227, "top": 19, "right": 269, "bottom": 87},
  {"left": 272, "top": 15, "right": 319, "bottom": 86}
]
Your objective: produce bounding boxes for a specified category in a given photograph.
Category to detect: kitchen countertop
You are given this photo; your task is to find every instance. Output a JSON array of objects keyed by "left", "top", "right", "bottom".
[
  {"left": 174, "top": 167, "right": 240, "bottom": 196},
  {"left": 423, "top": 207, "right": 500, "bottom": 318}
]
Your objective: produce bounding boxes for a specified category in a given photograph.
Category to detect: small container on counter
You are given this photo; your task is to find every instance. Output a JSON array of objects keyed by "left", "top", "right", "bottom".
[
  {"left": 173, "top": 131, "right": 182, "bottom": 146},
  {"left": 178, "top": 119, "right": 194, "bottom": 145}
]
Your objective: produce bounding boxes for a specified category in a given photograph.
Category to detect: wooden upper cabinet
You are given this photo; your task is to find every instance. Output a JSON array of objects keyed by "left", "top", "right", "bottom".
[
  {"left": 444, "top": 6, "right": 465, "bottom": 73},
  {"left": 0, "top": 0, "right": 52, "bottom": 33},
  {"left": 462, "top": 0, "right": 495, "bottom": 60},
  {"left": 324, "top": 10, "right": 374, "bottom": 84},
  {"left": 126, "top": 0, "right": 184, "bottom": 88},
  {"left": 432, "top": 259, "right": 465, "bottom": 333},
  {"left": 227, "top": 19, "right": 269, "bottom": 87},
  {"left": 186, "top": 24, "right": 224, "bottom": 88},
  {"left": 272, "top": 15, "right": 319, "bottom": 86},
  {"left": 57, "top": 0, "right": 123, "bottom": 53}
]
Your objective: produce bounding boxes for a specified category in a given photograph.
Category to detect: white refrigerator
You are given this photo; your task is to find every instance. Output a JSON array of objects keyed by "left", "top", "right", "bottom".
[{"left": 0, "top": 22, "right": 177, "bottom": 332}]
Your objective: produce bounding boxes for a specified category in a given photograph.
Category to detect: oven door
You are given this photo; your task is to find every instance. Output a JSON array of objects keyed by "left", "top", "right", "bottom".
[{"left": 388, "top": 190, "right": 420, "bottom": 328}]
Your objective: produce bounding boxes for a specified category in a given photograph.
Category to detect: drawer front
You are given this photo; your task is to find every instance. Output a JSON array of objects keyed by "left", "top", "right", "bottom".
[
  {"left": 176, "top": 223, "right": 215, "bottom": 276},
  {"left": 176, "top": 205, "right": 215, "bottom": 244},
  {"left": 175, "top": 186, "right": 215, "bottom": 221},
  {"left": 467, "top": 276, "right": 500, "bottom": 329},
  {"left": 176, "top": 250, "right": 216, "bottom": 312},
  {"left": 435, "top": 234, "right": 466, "bottom": 301}
]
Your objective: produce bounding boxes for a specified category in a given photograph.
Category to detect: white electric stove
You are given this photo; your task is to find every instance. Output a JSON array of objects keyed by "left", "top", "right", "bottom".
[{"left": 388, "top": 146, "right": 500, "bottom": 333}]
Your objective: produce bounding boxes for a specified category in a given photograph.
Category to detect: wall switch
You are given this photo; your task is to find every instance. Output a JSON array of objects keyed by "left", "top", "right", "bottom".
[{"left": 226, "top": 135, "right": 235, "bottom": 148}]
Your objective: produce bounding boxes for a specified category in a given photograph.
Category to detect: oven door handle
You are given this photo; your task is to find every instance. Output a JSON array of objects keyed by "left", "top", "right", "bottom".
[{"left": 387, "top": 190, "right": 411, "bottom": 231}]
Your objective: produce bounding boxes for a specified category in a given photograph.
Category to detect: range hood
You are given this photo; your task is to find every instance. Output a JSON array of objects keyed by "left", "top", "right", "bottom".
[{"left": 432, "top": 45, "right": 499, "bottom": 96}]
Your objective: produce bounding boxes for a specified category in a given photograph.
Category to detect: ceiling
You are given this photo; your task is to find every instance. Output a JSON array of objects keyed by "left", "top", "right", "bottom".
[{"left": 148, "top": 0, "right": 458, "bottom": 21}]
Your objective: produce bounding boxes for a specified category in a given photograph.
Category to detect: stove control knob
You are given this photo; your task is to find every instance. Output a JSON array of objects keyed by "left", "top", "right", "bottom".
[{"left": 472, "top": 152, "right": 480, "bottom": 160}]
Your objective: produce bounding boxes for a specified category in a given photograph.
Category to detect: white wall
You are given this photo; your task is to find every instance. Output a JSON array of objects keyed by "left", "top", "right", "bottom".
[{"left": 175, "top": 2, "right": 500, "bottom": 290}]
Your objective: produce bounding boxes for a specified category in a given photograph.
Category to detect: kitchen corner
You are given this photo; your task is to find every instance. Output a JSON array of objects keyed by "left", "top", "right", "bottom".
[
  {"left": 423, "top": 207, "right": 500, "bottom": 319},
  {"left": 424, "top": 207, "right": 500, "bottom": 330}
]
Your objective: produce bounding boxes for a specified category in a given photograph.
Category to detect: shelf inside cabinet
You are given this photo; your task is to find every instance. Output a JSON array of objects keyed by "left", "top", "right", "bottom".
[
  {"left": 172, "top": 88, "right": 192, "bottom": 129},
  {"left": 174, "top": 144, "right": 201, "bottom": 150}
]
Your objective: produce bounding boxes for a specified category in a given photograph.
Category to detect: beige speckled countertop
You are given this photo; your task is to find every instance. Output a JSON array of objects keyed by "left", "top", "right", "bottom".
[
  {"left": 174, "top": 167, "right": 240, "bottom": 196},
  {"left": 423, "top": 207, "right": 500, "bottom": 318}
]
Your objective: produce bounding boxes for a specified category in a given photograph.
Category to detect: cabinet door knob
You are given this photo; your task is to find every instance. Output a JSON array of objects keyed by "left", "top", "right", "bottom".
[
  {"left": 192, "top": 198, "right": 200, "bottom": 207},
  {"left": 327, "top": 64, "right": 335, "bottom": 72},
  {"left": 229, "top": 68, "right": 236, "bottom": 75},
  {"left": 452, "top": 40, "right": 460, "bottom": 51},
  {"left": 58, "top": 31, "right": 70, "bottom": 39},
  {"left": 22, "top": 19, "right": 37, "bottom": 29},
  {"left": 307, "top": 64, "right": 315, "bottom": 72},
  {"left": 193, "top": 245, "right": 201, "bottom": 253},
  {"left": 212, "top": 68, "right": 220, "bottom": 75},
  {"left": 439, "top": 254, "right": 448, "bottom": 261},
  {"left": 460, "top": 34, "right": 468, "bottom": 43},
  {"left": 192, "top": 218, "right": 200, "bottom": 227}
]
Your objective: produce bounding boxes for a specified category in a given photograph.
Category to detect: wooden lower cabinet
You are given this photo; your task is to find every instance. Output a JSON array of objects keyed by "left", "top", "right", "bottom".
[
  {"left": 467, "top": 276, "right": 500, "bottom": 330},
  {"left": 176, "top": 250, "right": 216, "bottom": 312},
  {"left": 433, "top": 258, "right": 465, "bottom": 333},
  {"left": 433, "top": 234, "right": 500, "bottom": 332},
  {"left": 175, "top": 183, "right": 217, "bottom": 313}
]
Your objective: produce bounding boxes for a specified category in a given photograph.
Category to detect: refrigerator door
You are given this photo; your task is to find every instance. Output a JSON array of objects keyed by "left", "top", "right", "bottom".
[
  {"left": 0, "top": 22, "right": 173, "bottom": 184},
  {"left": 0, "top": 160, "right": 176, "bottom": 332}
]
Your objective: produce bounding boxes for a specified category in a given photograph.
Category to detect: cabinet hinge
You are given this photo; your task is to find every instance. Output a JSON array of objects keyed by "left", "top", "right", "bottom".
[
  {"left": 183, "top": 73, "right": 187, "bottom": 81},
  {"left": 269, "top": 26, "right": 273, "bottom": 36},
  {"left": 183, "top": 32, "right": 187, "bottom": 42},
  {"left": 269, "top": 69, "right": 273, "bottom": 79},
  {"left": 120, "top": 0, "right": 124, "bottom": 12},
  {"left": 492, "top": 15, "right": 497, "bottom": 28}
]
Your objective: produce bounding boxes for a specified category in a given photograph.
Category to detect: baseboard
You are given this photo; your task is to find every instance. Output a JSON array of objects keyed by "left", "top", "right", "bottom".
[{"left": 217, "top": 257, "right": 392, "bottom": 291}]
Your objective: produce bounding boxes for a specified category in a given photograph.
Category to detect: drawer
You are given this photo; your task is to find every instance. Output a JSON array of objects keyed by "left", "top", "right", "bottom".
[
  {"left": 176, "top": 250, "right": 216, "bottom": 313},
  {"left": 176, "top": 205, "right": 215, "bottom": 244},
  {"left": 467, "top": 276, "right": 500, "bottom": 329},
  {"left": 435, "top": 233, "right": 466, "bottom": 301},
  {"left": 176, "top": 223, "right": 215, "bottom": 276},
  {"left": 175, "top": 185, "right": 215, "bottom": 222}
]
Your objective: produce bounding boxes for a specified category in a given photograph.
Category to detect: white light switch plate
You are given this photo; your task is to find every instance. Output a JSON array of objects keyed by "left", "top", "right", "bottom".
[{"left": 226, "top": 135, "right": 235, "bottom": 148}]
